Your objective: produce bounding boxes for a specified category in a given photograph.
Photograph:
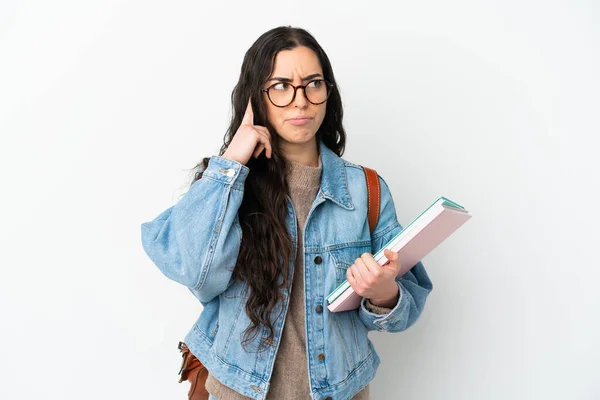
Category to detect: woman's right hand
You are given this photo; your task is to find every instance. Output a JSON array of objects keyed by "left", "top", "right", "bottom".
[{"left": 222, "top": 98, "right": 272, "bottom": 165}]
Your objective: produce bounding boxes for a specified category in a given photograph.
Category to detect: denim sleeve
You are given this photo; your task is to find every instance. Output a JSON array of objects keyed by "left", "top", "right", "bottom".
[
  {"left": 357, "top": 175, "right": 433, "bottom": 333},
  {"left": 140, "top": 156, "right": 248, "bottom": 303}
]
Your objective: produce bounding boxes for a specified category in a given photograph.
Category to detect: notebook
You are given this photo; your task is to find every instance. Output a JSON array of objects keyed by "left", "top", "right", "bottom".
[{"left": 327, "top": 196, "right": 471, "bottom": 312}]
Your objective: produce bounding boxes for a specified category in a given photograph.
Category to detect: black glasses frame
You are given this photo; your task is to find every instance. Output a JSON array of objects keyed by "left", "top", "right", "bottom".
[{"left": 261, "top": 79, "right": 334, "bottom": 108}]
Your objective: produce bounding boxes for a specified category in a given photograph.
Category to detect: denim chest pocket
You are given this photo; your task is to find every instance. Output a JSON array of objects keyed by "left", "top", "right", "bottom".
[{"left": 328, "top": 242, "right": 373, "bottom": 285}]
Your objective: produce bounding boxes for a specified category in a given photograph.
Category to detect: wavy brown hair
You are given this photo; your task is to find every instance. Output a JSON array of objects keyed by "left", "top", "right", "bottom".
[{"left": 191, "top": 26, "right": 346, "bottom": 352}]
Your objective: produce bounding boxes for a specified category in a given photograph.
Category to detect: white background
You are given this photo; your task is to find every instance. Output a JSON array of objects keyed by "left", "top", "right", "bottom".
[{"left": 1, "top": 1, "right": 599, "bottom": 399}]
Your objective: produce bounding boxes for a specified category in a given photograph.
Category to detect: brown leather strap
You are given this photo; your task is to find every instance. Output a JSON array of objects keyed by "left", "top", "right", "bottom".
[
  {"left": 363, "top": 166, "right": 380, "bottom": 234},
  {"left": 178, "top": 342, "right": 209, "bottom": 400}
]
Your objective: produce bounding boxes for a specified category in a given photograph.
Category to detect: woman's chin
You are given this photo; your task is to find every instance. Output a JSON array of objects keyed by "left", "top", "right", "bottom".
[{"left": 280, "top": 130, "right": 318, "bottom": 145}]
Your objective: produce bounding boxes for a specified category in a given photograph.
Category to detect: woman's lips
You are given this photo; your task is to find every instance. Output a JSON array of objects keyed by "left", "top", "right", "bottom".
[{"left": 287, "top": 117, "right": 313, "bottom": 126}]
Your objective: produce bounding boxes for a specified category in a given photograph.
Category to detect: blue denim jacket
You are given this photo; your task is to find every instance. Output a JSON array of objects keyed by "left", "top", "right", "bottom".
[{"left": 140, "top": 141, "right": 432, "bottom": 400}]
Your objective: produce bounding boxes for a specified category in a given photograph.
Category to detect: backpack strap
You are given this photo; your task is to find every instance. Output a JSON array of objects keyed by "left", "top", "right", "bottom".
[{"left": 362, "top": 166, "right": 381, "bottom": 235}]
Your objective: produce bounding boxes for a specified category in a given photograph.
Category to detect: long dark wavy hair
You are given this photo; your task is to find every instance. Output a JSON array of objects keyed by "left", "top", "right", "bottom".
[{"left": 191, "top": 26, "right": 346, "bottom": 352}]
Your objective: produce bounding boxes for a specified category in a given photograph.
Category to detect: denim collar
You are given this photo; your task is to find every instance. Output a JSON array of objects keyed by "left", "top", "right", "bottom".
[{"left": 318, "top": 140, "right": 354, "bottom": 210}]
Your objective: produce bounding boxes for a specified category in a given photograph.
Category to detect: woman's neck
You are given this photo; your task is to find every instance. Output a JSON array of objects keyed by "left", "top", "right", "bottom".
[{"left": 281, "top": 138, "right": 320, "bottom": 167}]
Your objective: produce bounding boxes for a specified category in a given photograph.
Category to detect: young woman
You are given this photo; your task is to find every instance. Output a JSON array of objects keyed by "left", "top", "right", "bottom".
[{"left": 141, "top": 26, "right": 433, "bottom": 400}]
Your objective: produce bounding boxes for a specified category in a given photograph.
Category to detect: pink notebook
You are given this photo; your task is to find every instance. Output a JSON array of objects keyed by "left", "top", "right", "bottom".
[{"left": 327, "top": 197, "right": 471, "bottom": 312}]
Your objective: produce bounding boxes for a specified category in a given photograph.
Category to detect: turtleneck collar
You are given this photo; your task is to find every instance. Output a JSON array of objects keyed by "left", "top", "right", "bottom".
[{"left": 285, "top": 155, "right": 322, "bottom": 189}]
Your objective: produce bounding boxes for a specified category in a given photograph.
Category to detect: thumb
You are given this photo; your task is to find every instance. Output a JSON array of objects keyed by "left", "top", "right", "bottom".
[
  {"left": 242, "top": 97, "right": 254, "bottom": 125},
  {"left": 384, "top": 249, "right": 400, "bottom": 267}
]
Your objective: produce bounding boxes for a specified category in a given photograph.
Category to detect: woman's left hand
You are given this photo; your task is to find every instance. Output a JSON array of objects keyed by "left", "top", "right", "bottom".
[{"left": 346, "top": 249, "right": 400, "bottom": 307}]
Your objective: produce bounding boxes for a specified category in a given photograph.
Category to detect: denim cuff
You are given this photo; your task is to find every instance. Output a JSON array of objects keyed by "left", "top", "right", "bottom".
[
  {"left": 201, "top": 156, "right": 249, "bottom": 190},
  {"left": 360, "top": 281, "right": 407, "bottom": 331}
]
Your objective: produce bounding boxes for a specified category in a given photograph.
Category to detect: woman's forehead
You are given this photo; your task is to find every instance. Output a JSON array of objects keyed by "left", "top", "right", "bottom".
[{"left": 271, "top": 46, "right": 323, "bottom": 79}]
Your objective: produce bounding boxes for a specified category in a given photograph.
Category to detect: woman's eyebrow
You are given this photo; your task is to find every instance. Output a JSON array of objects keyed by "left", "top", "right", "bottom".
[{"left": 268, "top": 73, "right": 323, "bottom": 82}]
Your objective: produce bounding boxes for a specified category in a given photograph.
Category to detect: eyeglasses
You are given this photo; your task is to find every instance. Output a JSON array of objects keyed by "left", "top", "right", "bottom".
[{"left": 261, "top": 79, "right": 333, "bottom": 107}]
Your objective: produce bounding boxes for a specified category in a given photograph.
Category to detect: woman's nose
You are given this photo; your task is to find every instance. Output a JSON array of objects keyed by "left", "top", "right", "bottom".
[{"left": 293, "top": 87, "right": 308, "bottom": 108}]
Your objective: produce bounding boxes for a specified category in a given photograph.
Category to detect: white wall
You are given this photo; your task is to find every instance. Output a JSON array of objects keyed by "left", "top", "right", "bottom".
[{"left": 1, "top": 1, "right": 598, "bottom": 399}]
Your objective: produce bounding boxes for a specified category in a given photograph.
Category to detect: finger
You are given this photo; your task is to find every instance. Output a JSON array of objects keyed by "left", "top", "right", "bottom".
[
  {"left": 346, "top": 268, "right": 357, "bottom": 290},
  {"left": 347, "top": 267, "right": 364, "bottom": 294},
  {"left": 360, "top": 252, "right": 382, "bottom": 278},
  {"left": 352, "top": 259, "right": 369, "bottom": 285},
  {"left": 262, "top": 135, "right": 272, "bottom": 158},
  {"left": 242, "top": 98, "right": 254, "bottom": 125},
  {"left": 384, "top": 249, "right": 399, "bottom": 263},
  {"left": 253, "top": 127, "right": 270, "bottom": 142},
  {"left": 253, "top": 143, "right": 265, "bottom": 158},
  {"left": 255, "top": 131, "right": 272, "bottom": 159},
  {"left": 255, "top": 125, "right": 271, "bottom": 139},
  {"left": 384, "top": 249, "right": 401, "bottom": 272}
]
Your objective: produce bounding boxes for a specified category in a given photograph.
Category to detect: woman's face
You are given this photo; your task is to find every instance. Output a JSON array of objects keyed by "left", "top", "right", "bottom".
[{"left": 262, "top": 46, "right": 327, "bottom": 146}]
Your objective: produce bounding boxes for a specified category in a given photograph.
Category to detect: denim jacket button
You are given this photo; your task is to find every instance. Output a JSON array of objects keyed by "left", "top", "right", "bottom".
[
  {"left": 249, "top": 385, "right": 262, "bottom": 393},
  {"left": 325, "top": 397, "right": 332, "bottom": 400},
  {"left": 314, "top": 256, "right": 322, "bottom": 264},
  {"left": 219, "top": 168, "right": 235, "bottom": 177},
  {"left": 318, "top": 353, "right": 325, "bottom": 361},
  {"left": 315, "top": 305, "right": 323, "bottom": 313}
]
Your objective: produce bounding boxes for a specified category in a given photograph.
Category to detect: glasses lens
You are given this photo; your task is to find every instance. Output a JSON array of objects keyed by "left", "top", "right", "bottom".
[
  {"left": 268, "top": 83, "right": 295, "bottom": 107},
  {"left": 305, "top": 80, "right": 330, "bottom": 104}
]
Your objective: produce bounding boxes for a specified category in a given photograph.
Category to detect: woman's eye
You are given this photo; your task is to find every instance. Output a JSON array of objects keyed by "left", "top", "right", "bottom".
[
  {"left": 273, "top": 83, "right": 290, "bottom": 91},
  {"left": 308, "top": 80, "right": 322, "bottom": 88}
]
